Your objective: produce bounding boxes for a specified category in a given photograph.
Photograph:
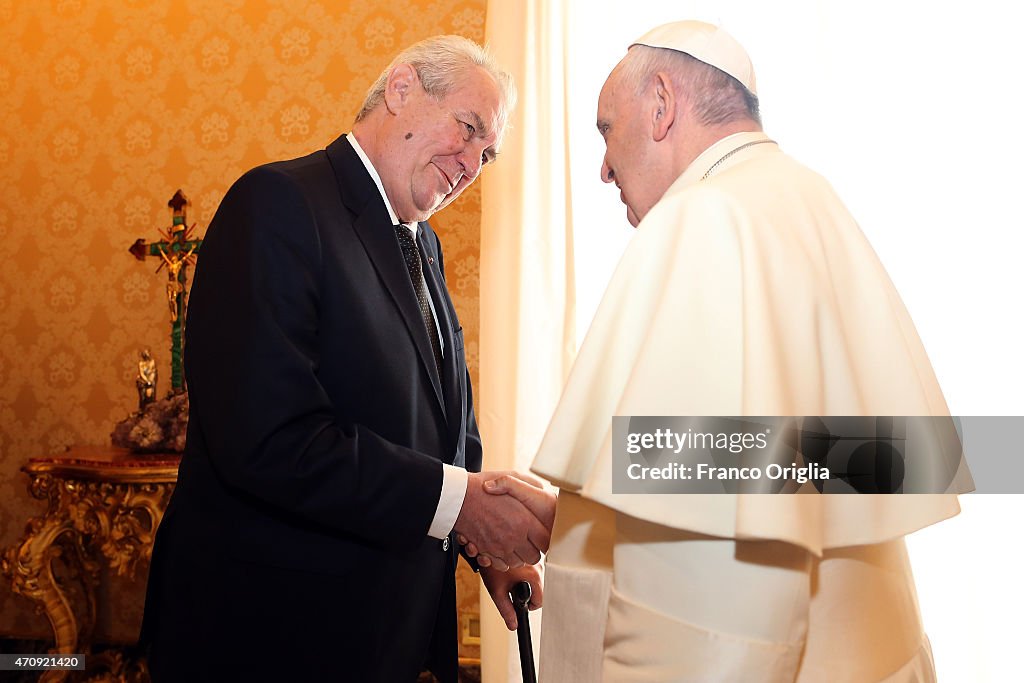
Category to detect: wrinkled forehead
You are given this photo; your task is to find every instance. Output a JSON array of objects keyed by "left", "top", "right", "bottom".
[
  {"left": 598, "top": 62, "right": 629, "bottom": 114},
  {"left": 452, "top": 67, "right": 505, "bottom": 124}
]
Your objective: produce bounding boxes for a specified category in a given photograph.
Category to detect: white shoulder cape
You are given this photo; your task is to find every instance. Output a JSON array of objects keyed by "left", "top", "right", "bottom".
[{"left": 532, "top": 132, "right": 960, "bottom": 554}]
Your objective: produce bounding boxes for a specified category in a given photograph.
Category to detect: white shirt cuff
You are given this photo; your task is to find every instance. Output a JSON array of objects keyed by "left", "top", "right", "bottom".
[{"left": 427, "top": 464, "right": 469, "bottom": 539}]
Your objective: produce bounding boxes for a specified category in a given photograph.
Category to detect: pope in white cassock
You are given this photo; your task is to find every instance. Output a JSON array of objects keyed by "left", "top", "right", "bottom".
[{"left": 489, "top": 20, "right": 961, "bottom": 683}]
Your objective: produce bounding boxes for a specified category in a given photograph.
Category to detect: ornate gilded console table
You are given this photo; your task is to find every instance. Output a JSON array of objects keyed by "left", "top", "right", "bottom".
[{"left": 1, "top": 446, "right": 180, "bottom": 683}]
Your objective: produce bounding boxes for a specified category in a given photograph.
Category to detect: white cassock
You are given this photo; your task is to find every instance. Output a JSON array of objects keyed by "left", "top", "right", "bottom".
[{"left": 531, "top": 131, "right": 961, "bottom": 682}]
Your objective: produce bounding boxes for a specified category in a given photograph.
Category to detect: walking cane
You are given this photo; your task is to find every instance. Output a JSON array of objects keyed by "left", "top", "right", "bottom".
[{"left": 511, "top": 581, "right": 537, "bottom": 683}]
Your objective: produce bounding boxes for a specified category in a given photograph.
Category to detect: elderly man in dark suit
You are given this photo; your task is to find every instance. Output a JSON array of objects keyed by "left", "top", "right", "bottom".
[{"left": 140, "top": 35, "right": 553, "bottom": 683}]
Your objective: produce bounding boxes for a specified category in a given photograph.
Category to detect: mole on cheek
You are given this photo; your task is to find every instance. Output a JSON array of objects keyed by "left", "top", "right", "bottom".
[{"left": 405, "top": 132, "right": 413, "bottom": 140}]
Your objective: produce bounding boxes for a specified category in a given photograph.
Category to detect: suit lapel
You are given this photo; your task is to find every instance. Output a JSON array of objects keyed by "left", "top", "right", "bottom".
[{"left": 326, "top": 135, "right": 447, "bottom": 419}]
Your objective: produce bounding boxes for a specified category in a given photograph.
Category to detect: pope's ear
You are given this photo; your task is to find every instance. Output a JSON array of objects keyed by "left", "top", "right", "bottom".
[
  {"left": 651, "top": 71, "right": 676, "bottom": 142},
  {"left": 384, "top": 63, "right": 419, "bottom": 113}
]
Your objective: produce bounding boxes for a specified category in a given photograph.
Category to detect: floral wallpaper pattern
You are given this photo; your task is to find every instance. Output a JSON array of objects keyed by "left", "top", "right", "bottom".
[{"left": 0, "top": 0, "right": 487, "bottom": 651}]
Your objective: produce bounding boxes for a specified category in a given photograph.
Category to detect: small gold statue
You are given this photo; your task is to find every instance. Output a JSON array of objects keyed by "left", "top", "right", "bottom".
[{"left": 136, "top": 348, "right": 157, "bottom": 412}]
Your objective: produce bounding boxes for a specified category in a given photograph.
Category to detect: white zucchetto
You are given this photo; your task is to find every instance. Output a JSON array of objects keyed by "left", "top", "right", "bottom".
[{"left": 632, "top": 20, "right": 757, "bottom": 95}]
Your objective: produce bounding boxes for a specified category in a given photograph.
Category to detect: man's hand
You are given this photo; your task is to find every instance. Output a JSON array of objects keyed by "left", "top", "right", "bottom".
[
  {"left": 484, "top": 473, "right": 556, "bottom": 528},
  {"left": 481, "top": 564, "right": 543, "bottom": 631},
  {"left": 453, "top": 471, "right": 555, "bottom": 571},
  {"left": 459, "top": 474, "right": 557, "bottom": 568}
]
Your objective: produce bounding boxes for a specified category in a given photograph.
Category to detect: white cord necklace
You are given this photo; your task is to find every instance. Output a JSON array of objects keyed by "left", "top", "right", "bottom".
[{"left": 701, "top": 139, "right": 776, "bottom": 181}]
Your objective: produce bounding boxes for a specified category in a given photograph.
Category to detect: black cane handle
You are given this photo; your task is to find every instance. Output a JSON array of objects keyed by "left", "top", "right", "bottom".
[
  {"left": 510, "top": 581, "right": 537, "bottom": 683},
  {"left": 511, "top": 580, "right": 532, "bottom": 608}
]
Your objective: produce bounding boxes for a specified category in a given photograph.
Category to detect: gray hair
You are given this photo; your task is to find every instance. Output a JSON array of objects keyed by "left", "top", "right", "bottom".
[
  {"left": 355, "top": 35, "right": 516, "bottom": 134},
  {"left": 617, "top": 44, "right": 760, "bottom": 126}
]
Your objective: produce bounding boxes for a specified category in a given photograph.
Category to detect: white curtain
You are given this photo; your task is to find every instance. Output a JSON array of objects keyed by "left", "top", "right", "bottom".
[
  {"left": 480, "top": 2, "right": 575, "bottom": 681},
  {"left": 481, "top": 1, "right": 1023, "bottom": 680}
]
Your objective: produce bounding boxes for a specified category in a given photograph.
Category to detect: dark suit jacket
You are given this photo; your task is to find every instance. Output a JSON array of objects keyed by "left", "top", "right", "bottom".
[{"left": 141, "top": 134, "right": 482, "bottom": 683}]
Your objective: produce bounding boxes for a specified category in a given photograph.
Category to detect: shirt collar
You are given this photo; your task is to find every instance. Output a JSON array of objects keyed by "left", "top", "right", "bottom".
[{"left": 347, "top": 132, "right": 417, "bottom": 236}]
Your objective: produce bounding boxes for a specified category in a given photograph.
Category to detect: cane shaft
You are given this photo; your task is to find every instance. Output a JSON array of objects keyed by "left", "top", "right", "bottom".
[{"left": 511, "top": 581, "right": 537, "bottom": 683}]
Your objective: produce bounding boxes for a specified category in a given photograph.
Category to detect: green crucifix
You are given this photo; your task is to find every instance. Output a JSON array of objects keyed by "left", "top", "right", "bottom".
[{"left": 128, "top": 189, "right": 202, "bottom": 394}]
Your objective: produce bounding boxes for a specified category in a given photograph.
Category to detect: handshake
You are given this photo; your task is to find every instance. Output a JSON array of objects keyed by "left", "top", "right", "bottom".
[{"left": 453, "top": 471, "right": 556, "bottom": 572}]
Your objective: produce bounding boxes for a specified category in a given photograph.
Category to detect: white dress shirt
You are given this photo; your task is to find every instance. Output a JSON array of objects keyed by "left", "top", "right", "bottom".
[{"left": 348, "top": 132, "right": 468, "bottom": 541}]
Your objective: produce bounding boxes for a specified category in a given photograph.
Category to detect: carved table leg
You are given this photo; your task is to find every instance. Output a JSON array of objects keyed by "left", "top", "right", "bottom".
[
  {"left": 2, "top": 474, "right": 99, "bottom": 683},
  {"left": 2, "top": 460, "right": 175, "bottom": 683}
]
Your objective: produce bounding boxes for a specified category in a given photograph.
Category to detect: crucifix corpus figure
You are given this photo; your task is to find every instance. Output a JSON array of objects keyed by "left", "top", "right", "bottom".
[{"left": 129, "top": 189, "right": 203, "bottom": 394}]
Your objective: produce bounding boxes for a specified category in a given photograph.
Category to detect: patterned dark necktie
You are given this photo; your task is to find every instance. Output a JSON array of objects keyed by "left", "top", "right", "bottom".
[{"left": 393, "top": 225, "right": 443, "bottom": 377}]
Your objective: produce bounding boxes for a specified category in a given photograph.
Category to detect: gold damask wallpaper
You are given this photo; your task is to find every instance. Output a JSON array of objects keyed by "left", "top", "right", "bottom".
[{"left": 0, "top": 0, "right": 488, "bottom": 648}]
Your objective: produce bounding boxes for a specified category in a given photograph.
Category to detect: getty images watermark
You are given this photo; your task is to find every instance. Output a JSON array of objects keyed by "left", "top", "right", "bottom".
[{"left": 609, "top": 416, "right": 1010, "bottom": 494}]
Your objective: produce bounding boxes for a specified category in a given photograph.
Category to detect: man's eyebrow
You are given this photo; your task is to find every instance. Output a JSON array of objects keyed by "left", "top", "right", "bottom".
[{"left": 464, "top": 110, "right": 489, "bottom": 138}]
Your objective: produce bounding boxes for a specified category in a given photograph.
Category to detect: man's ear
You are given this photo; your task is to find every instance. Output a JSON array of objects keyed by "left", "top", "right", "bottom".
[
  {"left": 651, "top": 71, "right": 676, "bottom": 142},
  {"left": 383, "top": 63, "right": 418, "bottom": 114}
]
